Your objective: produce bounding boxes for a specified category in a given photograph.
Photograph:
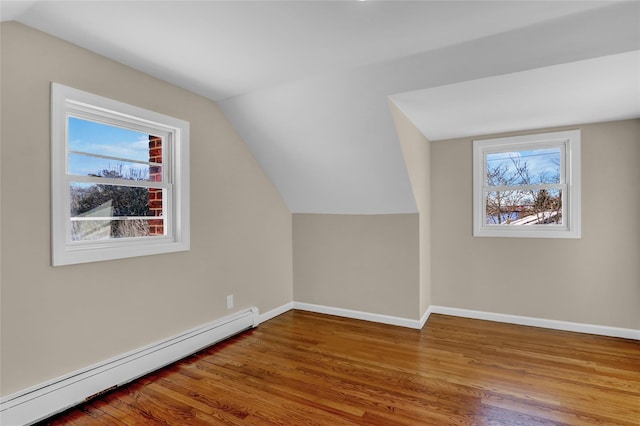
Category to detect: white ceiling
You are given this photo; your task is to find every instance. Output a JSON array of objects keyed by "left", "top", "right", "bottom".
[{"left": 2, "top": 1, "right": 639, "bottom": 213}]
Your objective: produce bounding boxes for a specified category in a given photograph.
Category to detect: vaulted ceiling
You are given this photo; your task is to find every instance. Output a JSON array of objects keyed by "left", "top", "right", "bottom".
[{"left": 2, "top": 1, "right": 639, "bottom": 213}]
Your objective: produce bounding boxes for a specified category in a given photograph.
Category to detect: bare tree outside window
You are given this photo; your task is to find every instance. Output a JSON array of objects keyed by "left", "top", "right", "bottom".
[{"left": 485, "top": 148, "right": 562, "bottom": 226}]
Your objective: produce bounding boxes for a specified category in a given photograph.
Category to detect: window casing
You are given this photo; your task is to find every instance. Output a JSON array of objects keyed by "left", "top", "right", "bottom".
[
  {"left": 473, "top": 130, "right": 580, "bottom": 238},
  {"left": 51, "top": 83, "right": 190, "bottom": 265}
]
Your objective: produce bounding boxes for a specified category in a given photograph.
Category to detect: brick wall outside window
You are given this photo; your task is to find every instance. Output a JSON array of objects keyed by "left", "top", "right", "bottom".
[{"left": 149, "top": 135, "right": 163, "bottom": 235}]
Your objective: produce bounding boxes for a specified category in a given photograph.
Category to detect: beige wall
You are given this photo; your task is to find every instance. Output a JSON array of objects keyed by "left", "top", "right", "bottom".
[
  {"left": 431, "top": 119, "right": 640, "bottom": 329},
  {"left": 390, "top": 102, "right": 431, "bottom": 317},
  {"left": 0, "top": 22, "right": 293, "bottom": 396},
  {"left": 293, "top": 214, "right": 419, "bottom": 319}
]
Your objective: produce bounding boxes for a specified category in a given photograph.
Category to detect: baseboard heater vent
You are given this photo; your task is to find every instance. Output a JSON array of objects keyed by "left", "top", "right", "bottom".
[{"left": 0, "top": 307, "right": 260, "bottom": 426}]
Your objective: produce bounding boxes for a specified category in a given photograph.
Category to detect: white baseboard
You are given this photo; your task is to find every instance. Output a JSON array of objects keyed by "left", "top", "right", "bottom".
[
  {"left": 293, "top": 302, "right": 423, "bottom": 329},
  {"left": 429, "top": 306, "right": 640, "bottom": 340},
  {"left": 0, "top": 308, "right": 259, "bottom": 426},
  {"left": 259, "top": 302, "right": 294, "bottom": 324},
  {"left": 271, "top": 302, "right": 639, "bottom": 340},
  {"left": 419, "top": 305, "right": 433, "bottom": 329}
]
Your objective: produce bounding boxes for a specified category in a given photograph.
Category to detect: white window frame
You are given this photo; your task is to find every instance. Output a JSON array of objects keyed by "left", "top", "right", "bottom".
[
  {"left": 473, "top": 130, "right": 581, "bottom": 239},
  {"left": 51, "top": 83, "right": 190, "bottom": 266}
]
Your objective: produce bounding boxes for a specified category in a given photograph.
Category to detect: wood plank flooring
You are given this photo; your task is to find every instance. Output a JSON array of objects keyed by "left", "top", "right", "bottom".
[{"left": 40, "top": 311, "right": 640, "bottom": 425}]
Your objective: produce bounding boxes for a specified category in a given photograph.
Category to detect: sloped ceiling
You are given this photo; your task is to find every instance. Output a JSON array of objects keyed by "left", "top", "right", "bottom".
[
  {"left": 391, "top": 51, "right": 640, "bottom": 142},
  {"left": 2, "top": 1, "right": 639, "bottom": 213}
]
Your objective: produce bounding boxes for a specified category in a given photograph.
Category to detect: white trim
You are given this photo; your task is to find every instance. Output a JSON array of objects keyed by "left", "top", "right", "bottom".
[
  {"left": 258, "top": 302, "right": 295, "bottom": 325},
  {"left": 0, "top": 308, "right": 258, "bottom": 426},
  {"left": 419, "top": 305, "right": 433, "bottom": 329},
  {"left": 293, "top": 302, "right": 423, "bottom": 329},
  {"left": 261, "top": 302, "right": 432, "bottom": 329},
  {"left": 429, "top": 306, "right": 640, "bottom": 340},
  {"left": 260, "top": 302, "right": 638, "bottom": 340}
]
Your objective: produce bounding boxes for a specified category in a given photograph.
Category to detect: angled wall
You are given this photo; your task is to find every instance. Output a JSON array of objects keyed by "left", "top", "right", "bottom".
[
  {"left": 0, "top": 22, "right": 293, "bottom": 397},
  {"left": 390, "top": 102, "right": 432, "bottom": 318}
]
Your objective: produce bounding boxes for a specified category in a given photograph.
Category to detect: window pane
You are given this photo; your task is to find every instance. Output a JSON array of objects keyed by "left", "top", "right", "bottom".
[
  {"left": 68, "top": 117, "right": 160, "bottom": 162},
  {"left": 68, "top": 153, "right": 161, "bottom": 181},
  {"left": 71, "top": 218, "right": 165, "bottom": 241},
  {"left": 486, "top": 147, "right": 561, "bottom": 186},
  {"left": 70, "top": 183, "right": 163, "bottom": 217},
  {"left": 485, "top": 188, "right": 562, "bottom": 225}
]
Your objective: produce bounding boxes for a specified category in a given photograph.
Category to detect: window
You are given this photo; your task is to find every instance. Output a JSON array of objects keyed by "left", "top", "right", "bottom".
[
  {"left": 473, "top": 130, "right": 580, "bottom": 238},
  {"left": 51, "top": 83, "right": 190, "bottom": 265}
]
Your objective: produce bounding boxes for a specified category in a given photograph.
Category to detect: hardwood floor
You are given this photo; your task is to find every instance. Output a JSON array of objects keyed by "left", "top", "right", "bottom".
[{"left": 41, "top": 311, "right": 640, "bottom": 425}]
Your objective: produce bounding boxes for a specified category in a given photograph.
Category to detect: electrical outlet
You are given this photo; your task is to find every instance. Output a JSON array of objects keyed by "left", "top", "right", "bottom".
[{"left": 226, "top": 294, "right": 234, "bottom": 309}]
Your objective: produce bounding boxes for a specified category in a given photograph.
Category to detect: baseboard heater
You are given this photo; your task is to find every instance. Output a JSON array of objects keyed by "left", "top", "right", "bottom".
[{"left": 0, "top": 307, "right": 260, "bottom": 426}]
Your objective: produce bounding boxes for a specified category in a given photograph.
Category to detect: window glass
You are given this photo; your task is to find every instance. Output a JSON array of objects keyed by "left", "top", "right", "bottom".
[
  {"left": 68, "top": 117, "right": 151, "bottom": 162},
  {"left": 67, "top": 117, "right": 162, "bottom": 181},
  {"left": 486, "top": 147, "right": 561, "bottom": 186},
  {"left": 485, "top": 189, "right": 562, "bottom": 225}
]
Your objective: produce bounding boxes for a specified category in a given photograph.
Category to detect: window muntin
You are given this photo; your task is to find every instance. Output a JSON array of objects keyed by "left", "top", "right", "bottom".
[
  {"left": 52, "top": 83, "right": 190, "bottom": 265},
  {"left": 473, "top": 130, "right": 580, "bottom": 238}
]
